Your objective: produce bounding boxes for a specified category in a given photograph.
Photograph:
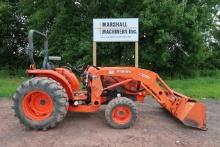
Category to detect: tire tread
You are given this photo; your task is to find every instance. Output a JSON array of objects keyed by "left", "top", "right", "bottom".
[{"left": 12, "top": 77, "right": 69, "bottom": 130}]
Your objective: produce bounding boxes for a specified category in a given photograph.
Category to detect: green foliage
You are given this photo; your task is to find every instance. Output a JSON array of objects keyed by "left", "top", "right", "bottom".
[
  {"left": 139, "top": 0, "right": 219, "bottom": 76},
  {"left": 0, "top": 0, "right": 219, "bottom": 76},
  {"left": 208, "top": 6, "right": 220, "bottom": 69},
  {"left": 0, "top": 1, "right": 27, "bottom": 69}
]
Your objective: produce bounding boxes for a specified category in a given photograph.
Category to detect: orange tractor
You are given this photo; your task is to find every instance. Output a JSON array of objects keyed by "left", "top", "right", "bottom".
[{"left": 12, "top": 30, "right": 206, "bottom": 130}]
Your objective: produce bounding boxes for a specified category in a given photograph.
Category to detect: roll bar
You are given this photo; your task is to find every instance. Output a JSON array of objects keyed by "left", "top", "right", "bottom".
[{"left": 27, "top": 29, "right": 48, "bottom": 69}]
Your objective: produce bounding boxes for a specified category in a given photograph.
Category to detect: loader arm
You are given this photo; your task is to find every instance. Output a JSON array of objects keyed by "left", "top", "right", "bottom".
[
  {"left": 139, "top": 73, "right": 206, "bottom": 130},
  {"left": 89, "top": 67, "right": 206, "bottom": 130}
]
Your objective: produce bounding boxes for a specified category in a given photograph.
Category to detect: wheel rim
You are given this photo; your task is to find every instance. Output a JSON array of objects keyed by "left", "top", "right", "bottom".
[
  {"left": 112, "top": 105, "right": 132, "bottom": 125},
  {"left": 22, "top": 90, "right": 54, "bottom": 121}
]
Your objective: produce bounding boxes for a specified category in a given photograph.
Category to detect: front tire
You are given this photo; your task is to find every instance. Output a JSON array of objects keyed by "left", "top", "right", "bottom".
[
  {"left": 12, "top": 77, "right": 69, "bottom": 130},
  {"left": 105, "top": 97, "right": 137, "bottom": 129}
]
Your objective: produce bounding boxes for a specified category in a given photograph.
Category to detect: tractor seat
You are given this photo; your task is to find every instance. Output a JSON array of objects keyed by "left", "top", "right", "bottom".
[
  {"left": 48, "top": 56, "right": 61, "bottom": 61},
  {"left": 46, "top": 56, "right": 62, "bottom": 69}
]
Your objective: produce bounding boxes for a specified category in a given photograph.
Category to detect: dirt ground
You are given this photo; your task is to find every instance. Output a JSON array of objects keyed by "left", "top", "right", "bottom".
[{"left": 0, "top": 97, "right": 219, "bottom": 147}]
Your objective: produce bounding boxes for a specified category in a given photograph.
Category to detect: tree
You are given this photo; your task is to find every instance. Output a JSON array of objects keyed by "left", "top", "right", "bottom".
[
  {"left": 1, "top": 0, "right": 219, "bottom": 77},
  {"left": 139, "top": 0, "right": 219, "bottom": 76},
  {"left": 0, "top": 1, "right": 27, "bottom": 70},
  {"left": 207, "top": 5, "right": 220, "bottom": 69}
]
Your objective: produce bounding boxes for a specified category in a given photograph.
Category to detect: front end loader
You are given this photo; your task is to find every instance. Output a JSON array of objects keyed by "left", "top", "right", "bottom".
[{"left": 12, "top": 30, "right": 206, "bottom": 130}]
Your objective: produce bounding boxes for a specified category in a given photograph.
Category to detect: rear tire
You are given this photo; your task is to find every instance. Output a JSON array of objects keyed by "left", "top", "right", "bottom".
[
  {"left": 105, "top": 97, "right": 137, "bottom": 129},
  {"left": 12, "top": 77, "right": 69, "bottom": 130}
]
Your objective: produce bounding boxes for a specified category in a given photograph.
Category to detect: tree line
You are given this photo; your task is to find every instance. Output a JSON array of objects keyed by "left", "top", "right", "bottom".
[{"left": 0, "top": 0, "right": 219, "bottom": 77}]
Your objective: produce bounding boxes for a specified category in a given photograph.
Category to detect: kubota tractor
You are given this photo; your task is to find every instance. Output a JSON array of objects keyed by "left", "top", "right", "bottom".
[{"left": 12, "top": 30, "right": 206, "bottom": 130}]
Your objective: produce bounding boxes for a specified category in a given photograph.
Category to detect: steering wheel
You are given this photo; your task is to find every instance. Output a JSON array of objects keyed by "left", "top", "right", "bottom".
[
  {"left": 63, "top": 63, "right": 85, "bottom": 75},
  {"left": 85, "top": 65, "right": 100, "bottom": 71}
]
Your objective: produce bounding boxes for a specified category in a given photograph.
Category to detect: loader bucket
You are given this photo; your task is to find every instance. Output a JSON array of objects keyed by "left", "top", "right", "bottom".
[
  {"left": 176, "top": 100, "right": 206, "bottom": 130},
  {"left": 139, "top": 72, "right": 207, "bottom": 130}
]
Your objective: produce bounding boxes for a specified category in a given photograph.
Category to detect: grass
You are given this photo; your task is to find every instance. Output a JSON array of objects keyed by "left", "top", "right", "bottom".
[
  {"left": 0, "top": 77, "right": 27, "bottom": 98},
  {"left": 166, "top": 77, "right": 220, "bottom": 99},
  {"left": 0, "top": 72, "right": 220, "bottom": 99}
]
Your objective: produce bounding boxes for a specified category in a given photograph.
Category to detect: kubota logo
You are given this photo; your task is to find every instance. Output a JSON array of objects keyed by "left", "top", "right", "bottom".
[
  {"left": 116, "top": 70, "right": 131, "bottom": 74},
  {"left": 108, "top": 70, "right": 132, "bottom": 75},
  {"left": 139, "top": 73, "right": 150, "bottom": 79}
]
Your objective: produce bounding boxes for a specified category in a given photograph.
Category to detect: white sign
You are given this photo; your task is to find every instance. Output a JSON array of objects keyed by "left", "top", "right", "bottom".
[{"left": 93, "top": 18, "right": 139, "bottom": 42}]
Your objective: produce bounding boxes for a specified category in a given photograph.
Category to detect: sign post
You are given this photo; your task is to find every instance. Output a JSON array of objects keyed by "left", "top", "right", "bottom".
[
  {"left": 135, "top": 42, "right": 138, "bottom": 67},
  {"left": 93, "top": 18, "right": 139, "bottom": 67},
  {"left": 93, "top": 42, "right": 97, "bottom": 66}
]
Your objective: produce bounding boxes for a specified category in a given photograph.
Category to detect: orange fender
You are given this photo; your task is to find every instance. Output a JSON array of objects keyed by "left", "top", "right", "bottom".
[{"left": 27, "top": 68, "right": 80, "bottom": 99}]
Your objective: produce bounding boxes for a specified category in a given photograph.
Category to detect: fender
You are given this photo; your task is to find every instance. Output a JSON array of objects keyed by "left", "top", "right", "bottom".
[
  {"left": 55, "top": 68, "right": 80, "bottom": 91},
  {"left": 27, "top": 68, "right": 80, "bottom": 99}
]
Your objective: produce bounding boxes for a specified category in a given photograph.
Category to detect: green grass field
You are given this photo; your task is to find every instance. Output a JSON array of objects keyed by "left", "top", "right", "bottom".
[
  {"left": 0, "top": 77, "right": 27, "bottom": 98},
  {"left": 0, "top": 75, "right": 220, "bottom": 99},
  {"left": 166, "top": 77, "right": 220, "bottom": 99}
]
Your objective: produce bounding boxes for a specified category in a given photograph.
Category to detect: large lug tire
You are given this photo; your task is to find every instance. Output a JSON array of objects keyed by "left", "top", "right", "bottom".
[
  {"left": 12, "top": 77, "right": 69, "bottom": 130},
  {"left": 105, "top": 97, "right": 137, "bottom": 129}
]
